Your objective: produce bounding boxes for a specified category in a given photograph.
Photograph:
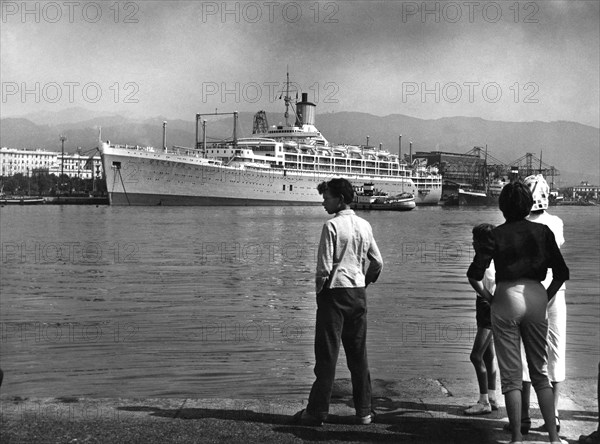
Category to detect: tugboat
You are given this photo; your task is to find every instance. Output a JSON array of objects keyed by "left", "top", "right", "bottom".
[{"left": 351, "top": 183, "right": 416, "bottom": 211}]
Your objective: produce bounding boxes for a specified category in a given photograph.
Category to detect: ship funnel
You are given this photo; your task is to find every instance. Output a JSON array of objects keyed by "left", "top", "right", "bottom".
[{"left": 296, "top": 92, "right": 316, "bottom": 126}]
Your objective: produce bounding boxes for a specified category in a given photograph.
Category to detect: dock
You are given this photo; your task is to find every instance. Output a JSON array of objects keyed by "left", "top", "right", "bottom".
[{"left": 2, "top": 377, "right": 596, "bottom": 443}]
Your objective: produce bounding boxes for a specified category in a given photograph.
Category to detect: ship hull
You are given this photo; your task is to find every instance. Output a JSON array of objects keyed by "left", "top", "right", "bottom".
[
  {"left": 414, "top": 187, "right": 441, "bottom": 205},
  {"left": 458, "top": 190, "right": 499, "bottom": 206},
  {"left": 108, "top": 192, "right": 322, "bottom": 206},
  {"left": 101, "top": 146, "right": 441, "bottom": 206}
]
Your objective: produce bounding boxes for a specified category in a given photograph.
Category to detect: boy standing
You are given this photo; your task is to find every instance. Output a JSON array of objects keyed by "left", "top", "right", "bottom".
[{"left": 293, "top": 178, "right": 383, "bottom": 426}]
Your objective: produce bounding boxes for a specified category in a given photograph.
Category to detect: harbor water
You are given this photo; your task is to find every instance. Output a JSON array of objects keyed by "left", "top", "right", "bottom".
[{"left": 1, "top": 205, "right": 598, "bottom": 399}]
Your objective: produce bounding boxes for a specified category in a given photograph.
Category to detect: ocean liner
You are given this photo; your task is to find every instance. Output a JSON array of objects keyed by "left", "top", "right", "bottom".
[{"left": 100, "top": 82, "right": 442, "bottom": 206}]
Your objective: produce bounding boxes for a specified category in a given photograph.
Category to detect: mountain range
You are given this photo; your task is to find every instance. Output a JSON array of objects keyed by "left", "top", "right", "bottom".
[{"left": 1, "top": 107, "right": 598, "bottom": 186}]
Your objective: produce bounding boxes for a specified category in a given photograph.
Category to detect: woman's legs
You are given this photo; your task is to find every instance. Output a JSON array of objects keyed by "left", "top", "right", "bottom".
[
  {"left": 548, "top": 290, "right": 567, "bottom": 419},
  {"left": 505, "top": 389, "right": 523, "bottom": 442},
  {"left": 521, "top": 381, "right": 531, "bottom": 420},
  {"left": 552, "top": 380, "right": 562, "bottom": 417},
  {"left": 520, "top": 280, "right": 560, "bottom": 442},
  {"left": 535, "top": 386, "right": 561, "bottom": 442},
  {"left": 491, "top": 299, "right": 525, "bottom": 436}
]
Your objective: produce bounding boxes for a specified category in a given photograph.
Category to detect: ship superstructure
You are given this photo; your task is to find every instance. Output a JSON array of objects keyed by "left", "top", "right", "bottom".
[{"left": 100, "top": 79, "right": 442, "bottom": 206}]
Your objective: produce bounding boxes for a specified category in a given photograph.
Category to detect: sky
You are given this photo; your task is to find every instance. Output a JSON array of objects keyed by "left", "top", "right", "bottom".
[{"left": 1, "top": 0, "right": 599, "bottom": 127}]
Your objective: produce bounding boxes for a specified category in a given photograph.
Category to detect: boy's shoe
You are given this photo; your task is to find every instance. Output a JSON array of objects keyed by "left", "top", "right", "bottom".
[
  {"left": 489, "top": 399, "right": 499, "bottom": 410},
  {"left": 356, "top": 410, "right": 376, "bottom": 425},
  {"left": 291, "top": 409, "right": 323, "bottom": 426},
  {"left": 464, "top": 401, "right": 492, "bottom": 415}
]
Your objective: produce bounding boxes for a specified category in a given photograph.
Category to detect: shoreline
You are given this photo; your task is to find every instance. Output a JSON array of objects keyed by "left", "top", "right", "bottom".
[{"left": 2, "top": 377, "right": 597, "bottom": 443}]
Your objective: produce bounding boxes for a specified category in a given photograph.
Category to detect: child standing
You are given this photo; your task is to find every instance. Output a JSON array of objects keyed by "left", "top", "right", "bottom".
[{"left": 465, "top": 223, "right": 498, "bottom": 415}]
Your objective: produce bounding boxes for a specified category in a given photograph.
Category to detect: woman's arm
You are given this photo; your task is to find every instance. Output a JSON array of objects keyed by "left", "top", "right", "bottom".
[
  {"left": 469, "top": 278, "right": 493, "bottom": 304},
  {"left": 546, "top": 278, "right": 566, "bottom": 301},
  {"left": 544, "top": 226, "right": 569, "bottom": 299}
]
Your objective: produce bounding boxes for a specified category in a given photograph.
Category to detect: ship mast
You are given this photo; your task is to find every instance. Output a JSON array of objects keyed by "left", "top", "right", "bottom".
[
  {"left": 484, "top": 144, "right": 489, "bottom": 193},
  {"left": 195, "top": 111, "right": 239, "bottom": 154},
  {"left": 284, "top": 70, "right": 291, "bottom": 126}
]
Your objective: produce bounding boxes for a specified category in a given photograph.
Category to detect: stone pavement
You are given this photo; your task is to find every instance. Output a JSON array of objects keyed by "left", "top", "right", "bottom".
[{"left": 1, "top": 377, "right": 597, "bottom": 443}]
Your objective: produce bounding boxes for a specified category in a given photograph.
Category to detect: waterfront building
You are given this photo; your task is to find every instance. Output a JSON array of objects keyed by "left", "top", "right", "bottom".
[
  {"left": 568, "top": 181, "right": 599, "bottom": 200},
  {"left": 0, "top": 147, "right": 103, "bottom": 179}
]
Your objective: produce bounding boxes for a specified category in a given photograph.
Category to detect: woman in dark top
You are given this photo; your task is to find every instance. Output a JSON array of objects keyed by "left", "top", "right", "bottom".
[{"left": 467, "top": 182, "right": 569, "bottom": 444}]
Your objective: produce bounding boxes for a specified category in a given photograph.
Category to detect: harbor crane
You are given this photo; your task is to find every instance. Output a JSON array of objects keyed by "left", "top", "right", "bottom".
[
  {"left": 466, "top": 146, "right": 510, "bottom": 184},
  {"left": 509, "top": 152, "right": 560, "bottom": 188}
]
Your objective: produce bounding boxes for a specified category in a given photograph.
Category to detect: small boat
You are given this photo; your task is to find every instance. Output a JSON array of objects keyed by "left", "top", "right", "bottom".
[
  {"left": 0, "top": 195, "right": 45, "bottom": 205},
  {"left": 351, "top": 183, "right": 416, "bottom": 211},
  {"left": 458, "top": 178, "right": 508, "bottom": 206},
  {"left": 458, "top": 188, "right": 490, "bottom": 206}
]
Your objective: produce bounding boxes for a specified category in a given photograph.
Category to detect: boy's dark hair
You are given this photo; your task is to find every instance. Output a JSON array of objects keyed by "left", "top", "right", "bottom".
[
  {"left": 498, "top": 181, "right": 533, "bottom": 222},
  {"left": 317, "top": 178, "right": 354, "bottom": 204},
  {"left": 472, "top": 223, "right": 494, "bottom": 242}
]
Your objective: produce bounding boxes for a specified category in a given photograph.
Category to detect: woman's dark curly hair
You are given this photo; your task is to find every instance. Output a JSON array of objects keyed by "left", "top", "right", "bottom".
[
  {"left": 498, "top": 181, "right": 533, "bottom": 222},
  {"left": 317, "top": 178, "right": 354, "bottom": 204}
]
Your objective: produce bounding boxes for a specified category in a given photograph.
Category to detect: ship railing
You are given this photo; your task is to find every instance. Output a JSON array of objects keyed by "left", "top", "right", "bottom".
[
  {"left": 224, "top": 157, "right": 250, "bottom": 168},
  {"left": 110, "top": 143, "right": 155, "bottom": 152},
  {"left": 170, "top": 145, "right": 207, "bottom": 158}
]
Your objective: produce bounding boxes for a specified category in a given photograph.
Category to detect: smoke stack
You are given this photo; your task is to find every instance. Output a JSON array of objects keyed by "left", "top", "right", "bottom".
[
  {"left": 296, "top": 92, "right": 316, "bottom": 126},
  {"left": 399, "top": 135, "right": 402, "bottom": 160}
]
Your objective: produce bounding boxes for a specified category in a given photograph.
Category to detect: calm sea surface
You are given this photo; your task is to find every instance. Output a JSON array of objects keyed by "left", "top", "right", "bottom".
[{"left": 1, "top": 205, "right": 598, "bottom": 398}]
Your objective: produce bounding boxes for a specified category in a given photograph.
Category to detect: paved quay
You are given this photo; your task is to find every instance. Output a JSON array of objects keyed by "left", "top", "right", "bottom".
[{"left": 1, "top": 377, "right": 597, "bottom": 443}]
